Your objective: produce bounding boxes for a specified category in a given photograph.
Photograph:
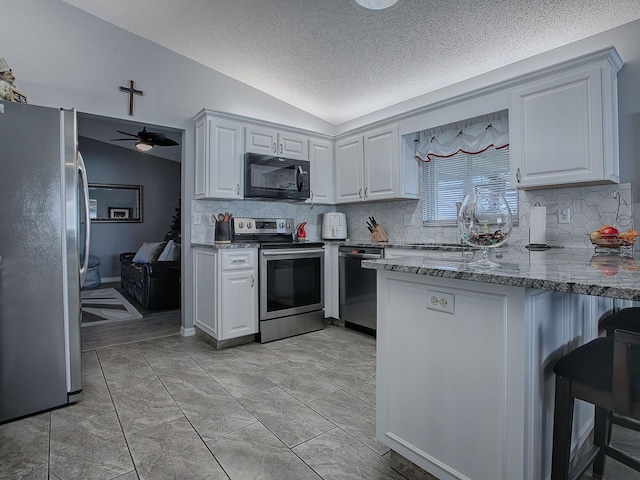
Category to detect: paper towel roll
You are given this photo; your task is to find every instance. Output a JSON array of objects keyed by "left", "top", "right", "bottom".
[{"left": 530, "top": 206, "right": 547, "bottom": 245}]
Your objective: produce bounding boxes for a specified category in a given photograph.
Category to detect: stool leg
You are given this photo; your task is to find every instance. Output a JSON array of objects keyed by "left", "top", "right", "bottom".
[
  {"left": 552, "top": 375, "right": 574, "bottom": 480},
  {"left": 592, "top": 406, "right": 610, "bottom": 479}
]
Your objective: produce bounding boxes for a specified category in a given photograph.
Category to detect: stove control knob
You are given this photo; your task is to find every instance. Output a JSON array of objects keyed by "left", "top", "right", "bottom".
[
  {"left": 279, "top": 222, "right": 284, "bottom": 228},
  {"left": 238, "top": 221, "right": 244, "bottom": 229},
  {"left": 247, "top": 222, "right": 252, "bottom": 229},
  {"left": 286, "top": 221, "right": 291, "bottom": 229}
]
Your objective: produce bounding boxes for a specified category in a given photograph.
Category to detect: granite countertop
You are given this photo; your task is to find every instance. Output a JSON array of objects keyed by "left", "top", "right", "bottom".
[{"left": 362, "top": 246, "right": 640, "bottom": 300}]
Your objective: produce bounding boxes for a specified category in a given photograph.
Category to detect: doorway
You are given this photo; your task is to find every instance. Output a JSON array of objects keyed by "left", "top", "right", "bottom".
[{"left": 77, "top": 112, "right": 184, "bottom": 350}]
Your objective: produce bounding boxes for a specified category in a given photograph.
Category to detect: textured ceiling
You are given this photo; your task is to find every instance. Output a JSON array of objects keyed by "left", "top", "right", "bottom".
[{"left": 61, "top": 0, "right": 640, "bottom": 125}]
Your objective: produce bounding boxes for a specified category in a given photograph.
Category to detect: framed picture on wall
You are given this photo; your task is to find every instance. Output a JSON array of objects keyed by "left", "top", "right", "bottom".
[
  {"left": 8, "top": 88, "right": 28, "bottom": 103},
  {"left": 109, "top": 207, "right": 130, "bottom": 219}
]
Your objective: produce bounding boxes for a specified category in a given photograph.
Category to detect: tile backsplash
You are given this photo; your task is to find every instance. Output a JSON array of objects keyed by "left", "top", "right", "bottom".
[
  {"left": 192, "top": 183, "right": 633, "bottom": 248},
  {"left": 191, "top": 199, "right": 334, "bottom": 243}
]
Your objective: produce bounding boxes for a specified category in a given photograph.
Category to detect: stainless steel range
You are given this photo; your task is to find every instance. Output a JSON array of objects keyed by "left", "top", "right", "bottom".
[{"left": 233, "top": 218, "right": 325, "bottom": 343}]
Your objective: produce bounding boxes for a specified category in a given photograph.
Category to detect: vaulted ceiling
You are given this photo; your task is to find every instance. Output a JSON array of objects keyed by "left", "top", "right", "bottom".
[{"left": 62, "top": 0, "right": 639, "bottom": 125}]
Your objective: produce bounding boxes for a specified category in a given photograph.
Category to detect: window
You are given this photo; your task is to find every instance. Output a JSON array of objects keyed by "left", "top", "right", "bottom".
[{"left": 422, "top": 147, "right": 518, "bottom": 225}]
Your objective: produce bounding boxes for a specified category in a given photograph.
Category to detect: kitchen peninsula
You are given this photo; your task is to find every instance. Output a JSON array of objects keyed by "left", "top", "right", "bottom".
[{"left": 363, "top": 246, "right": 640, "bottom": 480}]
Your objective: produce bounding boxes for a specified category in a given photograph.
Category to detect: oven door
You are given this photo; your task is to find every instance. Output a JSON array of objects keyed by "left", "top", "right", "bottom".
[
  {"left": 259, "top": 247, "right": 324, "bottom": 321},
  {"left": 245, "top": 153, "right": 310, "bottom": 200}
]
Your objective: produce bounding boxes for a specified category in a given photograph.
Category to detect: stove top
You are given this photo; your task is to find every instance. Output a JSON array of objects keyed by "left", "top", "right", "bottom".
[{"left": 232, "top": 217, "right": 321, "bottom": 247}]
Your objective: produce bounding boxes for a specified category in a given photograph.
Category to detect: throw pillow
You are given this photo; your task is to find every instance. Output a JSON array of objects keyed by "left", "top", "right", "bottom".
[
  {"left": 132, "top": 241, "right": 167, "bottom": 264},
  {"left": 158, "top": 240, "right": 180, "bottom": 261}
]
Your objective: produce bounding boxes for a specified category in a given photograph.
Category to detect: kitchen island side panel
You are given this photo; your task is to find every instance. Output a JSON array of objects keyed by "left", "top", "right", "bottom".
[{"left": 376, "top": 272, "right": 527, "bottom": 480}]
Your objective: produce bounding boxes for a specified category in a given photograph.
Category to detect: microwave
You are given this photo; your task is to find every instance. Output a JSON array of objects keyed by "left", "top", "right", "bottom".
[{"left": 244, "top": 153, "right": 311, "bottom": 201}]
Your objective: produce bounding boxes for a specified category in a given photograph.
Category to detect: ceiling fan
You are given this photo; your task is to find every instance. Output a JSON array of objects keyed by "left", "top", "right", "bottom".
[{"left": 110, "top": 127, "right": 179, "bottom": 151}]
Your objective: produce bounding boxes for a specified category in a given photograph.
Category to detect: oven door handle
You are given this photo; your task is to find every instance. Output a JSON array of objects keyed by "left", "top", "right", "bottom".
[{"left": 261, "top": 248, "right": 325, "bottom": 256}]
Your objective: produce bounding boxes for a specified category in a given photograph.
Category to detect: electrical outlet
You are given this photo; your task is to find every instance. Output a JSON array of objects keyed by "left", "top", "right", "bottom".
[
  {"left": 193, "top": 212, "right": 202, "bottom": 225},
  {"left": 426, "top": 290, "right": 455, "bottom": 314},
  {"left": 558, "top": 206, "right": 570, "bottom": 224}
]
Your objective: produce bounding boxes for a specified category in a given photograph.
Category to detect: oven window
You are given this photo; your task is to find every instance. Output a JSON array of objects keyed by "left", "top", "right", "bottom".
[{"left": 265, "top": 257, "right": 322, "bottom": 312}]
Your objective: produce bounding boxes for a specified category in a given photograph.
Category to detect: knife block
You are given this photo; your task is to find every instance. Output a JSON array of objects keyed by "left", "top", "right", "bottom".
[{"left": 370, "top": 225, "right": 388, "bottom": 243}]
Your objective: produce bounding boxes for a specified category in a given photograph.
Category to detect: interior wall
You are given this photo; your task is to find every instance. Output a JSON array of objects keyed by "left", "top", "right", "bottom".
[
  {"left": 0, "top": 0, "right": 335, "bottom": 333},
  {"left": 80, "top": 137, "right": 181, "bottom": 278}
]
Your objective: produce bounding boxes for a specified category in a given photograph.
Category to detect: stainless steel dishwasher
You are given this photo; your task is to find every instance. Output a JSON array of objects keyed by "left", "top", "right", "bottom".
[{"left": 339, "top": 246, "right": 383, "bottom": 335}]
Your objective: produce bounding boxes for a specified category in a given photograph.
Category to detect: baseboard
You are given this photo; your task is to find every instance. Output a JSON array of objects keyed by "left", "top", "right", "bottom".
[
  {"left": 100, "top": 276, "right": 120, "bottom": 283},
  {"left": 181, "top": 326, "right": 196, "bottom": 337}
]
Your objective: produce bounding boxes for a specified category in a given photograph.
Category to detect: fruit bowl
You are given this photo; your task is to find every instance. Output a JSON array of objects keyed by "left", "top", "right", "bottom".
[{"left": 588, "top": 228, "right": 638, "bottom": 251}]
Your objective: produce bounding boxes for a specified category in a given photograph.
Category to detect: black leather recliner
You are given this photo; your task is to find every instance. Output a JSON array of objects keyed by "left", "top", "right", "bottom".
[{"left": 119, "top": 231, "right": 181, "bottom": 310}]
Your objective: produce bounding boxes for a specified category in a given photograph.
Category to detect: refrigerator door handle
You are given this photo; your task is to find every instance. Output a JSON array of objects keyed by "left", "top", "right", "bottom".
[{"left": 77, "top": 151, "right": 90, "bottom": 285}]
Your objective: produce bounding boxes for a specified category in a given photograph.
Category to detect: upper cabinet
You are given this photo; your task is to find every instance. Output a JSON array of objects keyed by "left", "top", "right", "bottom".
[
  {"left": 194, "top": 112, "right": 243, "bottom": 199},
  {"left": 335, "top": 124, "right": 418, "bottom": 203},
  {"left": 245, "top": 125, "right": 309, "bottom": 160},
  {"left": 308, "top": 138, "right": 334, "bottom": 205},
  {"left": 509, "top": 48, "right": 622, "bottom": 189}
]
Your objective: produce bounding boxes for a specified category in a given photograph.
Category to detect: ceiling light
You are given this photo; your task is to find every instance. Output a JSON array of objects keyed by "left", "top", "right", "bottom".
[
  {"left": 135, "top": 141, "right": 153, "bottom": 152},
  {"left": 352, "top": 0, "right": 401, "bottom": 10}
]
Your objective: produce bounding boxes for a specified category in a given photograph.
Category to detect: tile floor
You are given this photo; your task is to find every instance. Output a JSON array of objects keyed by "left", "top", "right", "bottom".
[
  {"left": 3, "top": 324, "right": 640, "bottom": 480},
  {"left": 1, "top": 326, "right": 410, "bottom": 480}
]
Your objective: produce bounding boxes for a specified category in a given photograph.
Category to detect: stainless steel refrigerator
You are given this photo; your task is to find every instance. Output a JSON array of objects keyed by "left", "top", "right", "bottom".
[{"left": 0, "top": 100, "right": 90, "bottom": 423}]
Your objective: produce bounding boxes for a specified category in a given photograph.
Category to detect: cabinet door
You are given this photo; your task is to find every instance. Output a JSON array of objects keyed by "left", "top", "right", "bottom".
[
  {"left": 278, "top": 131, "right": 308, "bottom": 160},
  {"left": 308, "top": 138, "right": 334, "bottom": 204},
  {"left": 194, "top": 118, "right": 208, "bottom": 199},
  {"left": 364, "top": 125, "right": 398, "bottom": 201},
  {"left": 509, "top": 65, "right": 618, "bottom": 188},
  {"left": 219, "top": 268, "right": 258, "bottom": 339},
  {"left": 245, "top": 125, "right": 278, "bottom": 155},
  {"left": 193, "top": 248, "right": 217, "bottom": 337},
  {"left": 335, "top": 135, "right": 364, "bottom": 204},
  {"left": 203, "top": 117, "right": 243, "bottom": 199}
]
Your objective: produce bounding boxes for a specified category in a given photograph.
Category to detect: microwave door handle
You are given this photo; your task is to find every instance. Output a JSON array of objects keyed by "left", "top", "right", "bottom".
[{"left": 296, "top": 165, "right": 303, "bottom": 192}]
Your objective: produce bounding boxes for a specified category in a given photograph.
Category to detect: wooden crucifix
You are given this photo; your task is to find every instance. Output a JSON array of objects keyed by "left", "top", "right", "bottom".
[{"left": 119, "top": 80, "right": 143, "bottom": 116}]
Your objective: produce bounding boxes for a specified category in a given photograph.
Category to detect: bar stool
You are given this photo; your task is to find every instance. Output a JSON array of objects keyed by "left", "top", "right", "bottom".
[
  {"left": 601, "top": 307, "right": 640, "bottom": 336},
  {"left": 551, "top": 329, "right": 640, "bottom": 479}
]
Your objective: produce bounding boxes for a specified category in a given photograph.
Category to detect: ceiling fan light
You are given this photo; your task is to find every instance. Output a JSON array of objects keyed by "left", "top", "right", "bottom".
[
  {"left": 135, "top": 141, "right": 153, "bottom": 152},
  {"left": 352, "top": 0, "right": 400, "bottom": 10}
]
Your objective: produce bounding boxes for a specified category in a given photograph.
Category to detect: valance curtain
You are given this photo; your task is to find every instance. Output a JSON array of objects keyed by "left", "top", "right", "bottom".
[{"left": 415, "top": 110, "right": 509, "bottom": 162}]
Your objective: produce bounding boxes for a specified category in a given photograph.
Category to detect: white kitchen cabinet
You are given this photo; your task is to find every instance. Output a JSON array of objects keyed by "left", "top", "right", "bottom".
[
  {"left": 245, "top": 125, "right": 309, "bottom": 160},
  {"left": 335, "top": 134, "right": 364, "bottom": 203},
  {"left": 323, "top": 244, "right": 339, "bottom": 319},
  {"left": 193, "top": 248, "right": 218, "bottom": 338},
  {"left": 509, "top": 48, "right": 622, "bottom": 189},
  {"left": 219, "top": 249, "right": 258, "bottom": 340},
  {"left": 308, "top": 138, "right": 334, "bottom": 205},
  {"left": 335, "top": 124, "right": 416, "bottom": 204},
  {"left": 375, "top": 270, "right": 607, "bottom": 480},
  {"left": 192, "top": 247, "right": 258, "bottom": 344},
  {"left": 194, "top": 112, "right": 243, "bottom": 199}
]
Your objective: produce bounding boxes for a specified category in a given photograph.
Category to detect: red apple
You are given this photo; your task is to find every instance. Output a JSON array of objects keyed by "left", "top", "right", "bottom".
[{"left": 599, "top": 226, "right": 619, "bottom": 235}]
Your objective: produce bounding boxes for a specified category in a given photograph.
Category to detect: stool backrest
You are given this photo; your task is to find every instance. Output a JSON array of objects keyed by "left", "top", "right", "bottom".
[{"left": 613, "top": 329, "right": 640, "bottom": 416}]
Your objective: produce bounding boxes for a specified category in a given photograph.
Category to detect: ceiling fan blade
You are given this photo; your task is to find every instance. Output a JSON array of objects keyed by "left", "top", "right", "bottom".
[
  {"left": 110, "top": 138, "right": 137, "bottom": 141},
  {"left": 116, "top": 130, "right": 139, "bottom": 138},
  {"left": 154, "top": 138, "right": 179, "bottom": 146}
]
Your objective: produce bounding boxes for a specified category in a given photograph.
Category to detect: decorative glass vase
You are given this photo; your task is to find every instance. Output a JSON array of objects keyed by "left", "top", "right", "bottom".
[{"left": 457, "top": 193, "right": 513, "bottom": 268}]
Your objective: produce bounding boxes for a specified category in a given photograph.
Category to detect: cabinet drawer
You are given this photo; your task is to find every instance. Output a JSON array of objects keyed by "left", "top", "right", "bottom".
[{"left": 220, "top": 249, "right": 256, "bottom": 271}]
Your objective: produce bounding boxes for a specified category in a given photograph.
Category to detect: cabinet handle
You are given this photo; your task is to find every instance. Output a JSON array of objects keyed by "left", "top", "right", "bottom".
[
  {"left": 364, "top": 187, "right": 368, "bottom": 198},
  {"left": 272, "top": 142, "right": 277, "bottom": 153},
  {"left": 358, "top": 188, "right": 363, "bottom": 199},
  {"left": 236, "top": 183, "right": 240, "bottom": 195},
  {"left": 279, "top": 143, "right": 283, "bottom": 154},
  {"left": 250, "top": 274, "right": 255, "bottom": 287},
  {"left": 516, "top": 168, "right": 521, "bottom": 183}
]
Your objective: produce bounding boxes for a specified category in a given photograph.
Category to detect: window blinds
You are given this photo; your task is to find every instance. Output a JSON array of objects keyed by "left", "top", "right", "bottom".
[{"left": 422, "top": 147, "right": 518, "bottom": 224}]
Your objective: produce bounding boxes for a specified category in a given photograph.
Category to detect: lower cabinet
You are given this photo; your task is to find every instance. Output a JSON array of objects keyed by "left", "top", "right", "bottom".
[
  {"left": 375, "top": 270, "right": 612, "bottom": 480},
  {"left": 193, "top": 247, "right": 258, "bottom": 343}
]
